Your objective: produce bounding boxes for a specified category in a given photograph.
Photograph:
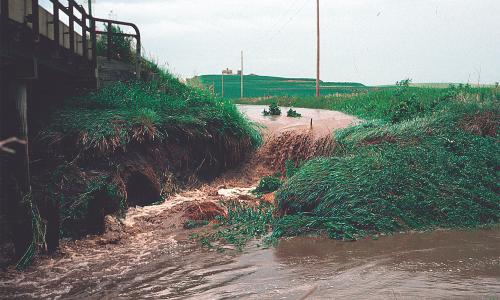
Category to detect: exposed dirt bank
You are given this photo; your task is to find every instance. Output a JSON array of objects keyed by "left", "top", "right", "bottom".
[{"left": 0, "top": 105, "right": 359, "bottom": 296}]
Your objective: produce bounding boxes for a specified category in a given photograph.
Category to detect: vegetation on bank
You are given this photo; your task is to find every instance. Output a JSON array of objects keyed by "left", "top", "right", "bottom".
[
  {"left": 274, "top": 84, "right": 499, "bottom": 240},
  {"left": 192, "top": 202, "right": 275, "bottom": 251},
  {"left": 204, "top": 83, "right": 499, "bottom": 249},
  {"left": 262, "top": 103, "right": 281, "bottom": 116},
  {"left": 44, "top": 69, "right": 261, "bottom": 155},
  {"left": 37, "top": 62, "right": 261, "bottom": 244},
  {"left": 193, "top": 74, "right": 367, "bottom": 99}
]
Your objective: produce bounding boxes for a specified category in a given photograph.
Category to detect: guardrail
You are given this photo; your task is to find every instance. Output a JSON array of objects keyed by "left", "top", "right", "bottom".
[
  {"left": 93, "top": 16, "right": 141, "bottom": 80},
  {"left": 1, "top": 0, "right": 141, "bottom": 80}
]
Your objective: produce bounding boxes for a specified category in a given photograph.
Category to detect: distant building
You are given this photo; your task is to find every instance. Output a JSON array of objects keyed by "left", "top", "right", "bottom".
[
  {"left": 237, "top": 70, "right": 242, "bottom": 75},
  {"left": 222, "top": 68, "right": 233, "bottom": 75}
]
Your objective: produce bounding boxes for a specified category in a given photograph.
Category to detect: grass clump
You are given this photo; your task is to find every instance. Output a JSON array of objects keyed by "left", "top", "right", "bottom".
[
  {"left": 253, "top": 175, "right": 282, "bottom": 196},
  {"left": 284, "top": 160, "right": 302, "bottom": 178},
  {"left": 263, "top": 103, "right": 282, "bottom": 116},
  {"left": 286, "top": 108, "right": 301, "bottom": 118},
  {"left": 196, "top": 202, "right": 275, "bottom": 251},
  {"left": 274, "top": 85, "right": 499, "bottom": 240}
]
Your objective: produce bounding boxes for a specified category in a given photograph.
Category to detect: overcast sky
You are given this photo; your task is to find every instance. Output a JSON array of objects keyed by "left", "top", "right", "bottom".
[{"left": 42, "top": 0, "right": 500, "bottom": 85}]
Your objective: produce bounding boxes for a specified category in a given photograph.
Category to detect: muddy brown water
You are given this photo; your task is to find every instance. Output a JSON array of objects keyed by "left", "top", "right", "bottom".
[
  {"left": 1, "top": 106, "right": 499, "bottom": 299},
  {"left": 236, "top": 105, "right": 358, "bottom": 136},
  {"left": 1, "top": 230, "right": 498, "bottom": 299}
]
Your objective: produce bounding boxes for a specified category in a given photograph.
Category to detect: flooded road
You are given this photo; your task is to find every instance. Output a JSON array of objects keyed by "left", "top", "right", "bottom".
[
  {"left": 237, "top": 105, "right": 358, "bottom": 135},
  {"left": 0, "top": 105, "right": 498, "bottom": 299},
  {"left": 1, "top": 229, "right": 498, "bottom": 299}
]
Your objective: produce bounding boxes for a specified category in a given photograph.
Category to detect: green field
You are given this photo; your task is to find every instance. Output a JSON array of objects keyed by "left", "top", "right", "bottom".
[{"left": 191, "top": 74, "right": 368, "bottom": 99}]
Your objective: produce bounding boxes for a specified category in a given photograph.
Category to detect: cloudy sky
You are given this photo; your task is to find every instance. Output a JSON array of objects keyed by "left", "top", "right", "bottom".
[{"left": 41, "top": 0, "right": 499, "bottom": 85}]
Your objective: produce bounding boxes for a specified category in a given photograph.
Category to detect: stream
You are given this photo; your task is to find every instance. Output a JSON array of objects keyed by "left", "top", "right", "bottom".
[
  {"left": 1, "top": 229, "right": 498, "bottom": 299},
  {"left": 0, "top": 106, "right": 498, "bottom": 299}
]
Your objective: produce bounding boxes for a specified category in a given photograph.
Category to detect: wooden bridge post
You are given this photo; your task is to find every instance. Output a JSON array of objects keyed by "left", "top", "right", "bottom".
[
  {"left": 68, "top": 0, "right": 75, "bottom": 55},
  {"left": 31, "top": 0, "right": 39, "bottom": 41},
  {"left": 52, "top": 1, "right": 60, "bottom": 56},
  {"left": 6, "top": 81, "right": 34, "bottom": 259},
  {"left": 1, "top": 0, "right": 9, "bottom": 35},
  {"left": 81, "top": 14, "right": 88, "bottom": 60},
  {"left": 90, "top": 16, "right": 97, "bottom": 68}
]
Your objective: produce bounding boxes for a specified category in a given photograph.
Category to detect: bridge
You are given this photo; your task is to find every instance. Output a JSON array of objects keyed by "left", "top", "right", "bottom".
[{"left": 0, "top": 0, "right": 143, "bottom": 259}]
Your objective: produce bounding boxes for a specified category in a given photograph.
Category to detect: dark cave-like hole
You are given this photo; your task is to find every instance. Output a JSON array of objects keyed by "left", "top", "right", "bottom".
[
  {"left": 126, "top": 172, "right": 161, "bottom": 207},
  {"left": 86, "top": 189, "right": 107, "bottom": 235}
]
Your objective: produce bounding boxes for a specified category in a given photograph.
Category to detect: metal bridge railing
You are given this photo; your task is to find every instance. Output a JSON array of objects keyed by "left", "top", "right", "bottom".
[{"left": 1, "top": 0, "right": 141, "bottom": 80}]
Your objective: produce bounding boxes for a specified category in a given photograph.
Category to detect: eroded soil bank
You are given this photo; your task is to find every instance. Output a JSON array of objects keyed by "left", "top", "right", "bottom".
[{"left": 1, "top": 106, "right": 499, "bottom": 299}]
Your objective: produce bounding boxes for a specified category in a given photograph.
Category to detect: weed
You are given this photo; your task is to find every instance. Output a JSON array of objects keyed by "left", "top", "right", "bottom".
[
  {"left": 263, "top": 103, "right": 282, "bottom": 116},
  {"left": 253, "top": 175, "right": 282, "bottom": 195},
  {"left": 287, "top": 108, "right": 302, "bottom": 118},
  {"left": 197, "top": 202, "right": 275, "bottom": 250}
]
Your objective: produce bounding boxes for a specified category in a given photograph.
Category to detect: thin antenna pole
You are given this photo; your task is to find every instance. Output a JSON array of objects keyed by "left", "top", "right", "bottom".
[
  {"left": 241, "top": 50, "right": 244, "bottom": 99},
  {"left": 316, "top": 0, "right": 320, "bottom": 98}
]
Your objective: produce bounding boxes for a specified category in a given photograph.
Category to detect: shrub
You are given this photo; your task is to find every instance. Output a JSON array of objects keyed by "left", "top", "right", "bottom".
[
  {"left": 263, "top": 103, "right": 281, "bottom": 116},
  {"left": 287, "top": 108, "right": 302, "bottom": 118}
]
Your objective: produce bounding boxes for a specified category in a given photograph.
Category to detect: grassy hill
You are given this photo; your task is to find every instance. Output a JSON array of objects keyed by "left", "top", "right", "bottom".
[{"left": 191, "top": 74, "right": 368, "bottom": 99}]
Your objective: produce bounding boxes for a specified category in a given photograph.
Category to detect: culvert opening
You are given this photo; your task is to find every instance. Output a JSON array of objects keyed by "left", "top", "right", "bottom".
[{"left": 126, "top": 172, "right": 161, "bottom": 207}]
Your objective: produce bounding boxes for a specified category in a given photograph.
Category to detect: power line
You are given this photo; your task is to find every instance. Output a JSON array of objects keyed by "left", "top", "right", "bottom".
[
  {"left": 245, "top": 0, "right": 309, "bottom": 55},
  {"left": 268, "top": 0, "right": 309, "bottom": 43}
]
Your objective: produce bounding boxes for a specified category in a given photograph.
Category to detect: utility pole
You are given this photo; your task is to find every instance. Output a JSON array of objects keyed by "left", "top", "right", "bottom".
[
  {"left": 241, "top": 50, "right": 244, "bottom": 99},
  {"left": 221, "top": 71, "right": 224, "bottom": 98},
  {"left": 316, "top": 0, "right": 320, "bottom": 98}
]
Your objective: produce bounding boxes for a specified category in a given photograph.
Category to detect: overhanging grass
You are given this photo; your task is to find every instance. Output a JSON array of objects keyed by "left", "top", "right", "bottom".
[
  {"left": 43, "top": 69, "right": 261, "bottom": 154},
  {"left": 273, "top": 86, "right": 499, "bottom": 240}
]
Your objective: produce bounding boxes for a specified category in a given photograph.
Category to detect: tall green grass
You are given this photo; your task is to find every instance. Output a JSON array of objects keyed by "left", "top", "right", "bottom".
[
  {"left": 44, "top": 68, "right": 261, "bottom": 154},
  {"left": 273, "top": 85, "right": 499, "bottom": 240}
]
